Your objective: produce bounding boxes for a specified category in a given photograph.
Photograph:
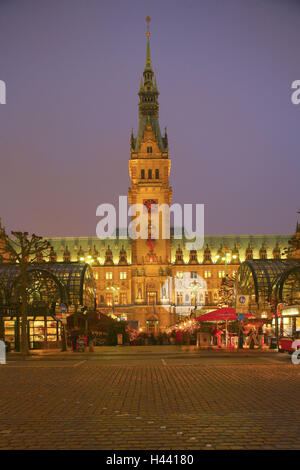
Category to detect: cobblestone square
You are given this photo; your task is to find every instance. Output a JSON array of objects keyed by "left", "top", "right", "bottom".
[{"left": 0, "top": 348, "right": 299, "bottom": 449}]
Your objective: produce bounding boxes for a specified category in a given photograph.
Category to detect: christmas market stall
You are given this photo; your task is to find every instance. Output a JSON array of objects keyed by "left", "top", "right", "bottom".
[{"left": 195, "top": 307, "right": 255, "bottom": 349}]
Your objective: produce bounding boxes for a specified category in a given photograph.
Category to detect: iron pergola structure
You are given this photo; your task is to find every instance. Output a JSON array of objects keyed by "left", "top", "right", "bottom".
[
  {"left": 273, "top": 264, "right": 300, "bottom": 305},
  {"left": 0, "top": 262, "right": 96, "bottom": 317},
  {"left": 238, "top": 259, "right": 300, "bottom": 347},
  {"left": 238, "top": 259, "right": 300, "bottom": 306}
]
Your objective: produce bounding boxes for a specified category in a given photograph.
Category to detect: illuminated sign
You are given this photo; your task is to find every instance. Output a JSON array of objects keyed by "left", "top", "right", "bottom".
[{"left": 282, "top": 306, "right": 300, "bottom": 317}]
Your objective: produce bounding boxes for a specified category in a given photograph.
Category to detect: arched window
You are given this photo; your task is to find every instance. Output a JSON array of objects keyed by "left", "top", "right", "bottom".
[
  {"left": 148, "top": 169, "right": 152, "bottom": 179},
  {"left": 141, "top": 169, "right": 145, "bottom": 179},
  {"left": 147, "top": 146, "right": 152, "bottom": 154},
  {"left": 155, "top": 169, "right": 159, "bottom": 179}
]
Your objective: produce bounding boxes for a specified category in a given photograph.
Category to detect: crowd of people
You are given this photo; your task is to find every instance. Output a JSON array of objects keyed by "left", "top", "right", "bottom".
[
  {"left": 66, "top": 321, "right": 276, "bottom": 351},
  {"left": 239, "top": 323, "right": 274, "bottom": 349},
  {"left": 130, "top": 332, "right": 172, "bottom": 346},
  {"left": 208, "top": 322, "right": 275, "bottom": 349},
  {"left": 67, "top": 329, "right": 102, "bottom": 352}
]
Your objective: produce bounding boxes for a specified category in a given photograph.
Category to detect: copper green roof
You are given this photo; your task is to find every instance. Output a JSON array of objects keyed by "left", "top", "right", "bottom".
[
  {"left": 46, "top": 233, "right": 291, "bottom": 265},
  {"left": 132, "top": 116, "right": 167, "bottom": 154},
  {"left": 131, "top": 28, "right": 167, "bottom": 154}
]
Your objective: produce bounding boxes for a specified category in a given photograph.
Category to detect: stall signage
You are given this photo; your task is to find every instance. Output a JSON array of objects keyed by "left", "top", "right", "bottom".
[
  {"left": 60, "top": 303, "right": 67, "bottom": 314},
  {"left": 236, "top": 295, "right": 249, "bottom": 313},
  {"left": 282, "top": 306, "right": 300, "bottom": 317}
]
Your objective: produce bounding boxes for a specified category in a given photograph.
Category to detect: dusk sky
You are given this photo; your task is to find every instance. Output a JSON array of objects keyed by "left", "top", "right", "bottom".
[{"left": 0, "top": 0, "right": 299, "bottom": 238}]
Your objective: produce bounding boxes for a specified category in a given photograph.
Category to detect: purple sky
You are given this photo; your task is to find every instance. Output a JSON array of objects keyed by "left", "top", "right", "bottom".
[{"left": 0, "top": 0, "right": 299, "bottom": 238}]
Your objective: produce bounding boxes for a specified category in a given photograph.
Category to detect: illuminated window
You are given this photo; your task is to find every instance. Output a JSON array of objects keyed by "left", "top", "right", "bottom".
[
  {"left": 106, "top": 293, "right": 113, "bottom": 306},
  {"left": 176, "top": 272, "right": 183, "bottom": 278},
  {"left": 120, "top": 272, "right": 127, "bottom": 280},
  {"left": 218, "top": 271, "right": 225, "bottom": 278},
  {"left": 120, "top": 293, "right": 127, "bottom": 305},
  {"left": 176, "top": 292, "right": 183, "bottom": 305},
  {"left": 204, "top": 271, "right": 211, "bottom": 278},
  {"left": 94, "top": 272, "right": 99, "bottom": 280},
  {"left": 106, "top": 272, "right": 113, "bottom": 280}
]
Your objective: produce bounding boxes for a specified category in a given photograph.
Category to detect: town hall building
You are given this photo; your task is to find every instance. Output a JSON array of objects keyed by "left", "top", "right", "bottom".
[{"left": 44, "top": 27, "right": 292, "bottom": 332}]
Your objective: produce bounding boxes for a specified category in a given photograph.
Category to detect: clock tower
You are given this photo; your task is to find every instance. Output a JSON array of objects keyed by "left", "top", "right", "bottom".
[{"left": 128, "top": 18, "right": 172, "bottom": 267}]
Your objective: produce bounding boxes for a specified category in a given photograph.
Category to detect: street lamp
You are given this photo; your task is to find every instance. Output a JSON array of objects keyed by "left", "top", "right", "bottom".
[
  {"left": 189, "top": 279, "right": 203, "bottom": 314},
  {"left": 224, "top": 252, "right": 231, "bottom": 275},
  {"left": 217, "top": 252, "right": 231, "bottom": 275}
]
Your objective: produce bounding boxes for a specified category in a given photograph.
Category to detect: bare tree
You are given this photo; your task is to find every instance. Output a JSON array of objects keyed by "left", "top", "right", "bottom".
[{"left": 0, "top": 229, "right": 51, "bottom": 355}]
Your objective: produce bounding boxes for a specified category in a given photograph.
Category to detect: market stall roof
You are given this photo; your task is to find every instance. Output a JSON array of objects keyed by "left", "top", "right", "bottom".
[{"left": 196, "top": 307, "right": 253, "bottom": 322}]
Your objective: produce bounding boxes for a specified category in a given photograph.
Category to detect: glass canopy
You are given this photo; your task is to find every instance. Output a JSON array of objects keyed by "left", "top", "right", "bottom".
[
  {"left": 238, "top": 259, "right": 300, "bottom": 304},
  {"left": 0, "top": 262, "right": 96, "bottom": 316},
  {"left": 273, "top": 265, "right": 300, "bottom": 304}
]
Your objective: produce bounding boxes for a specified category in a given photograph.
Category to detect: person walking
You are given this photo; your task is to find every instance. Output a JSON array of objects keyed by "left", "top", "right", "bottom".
[
  {"left": 238, "top": 324, "right": 245, "bottom": 349},
  {"left": 213, "top": 325, "right": 222, "bottom": 348},
  {"left": 71, "top": 328, "right": 79, "bottom": 352},
  {"left": 249, "top": 327, "right": 258, "bottom": 349},
  {"left": 87, "top": 330, "right": 94, "bottom": 353},
  {"left": 258, "top": 324, "right": 264, "bottom": 349},
  {"left": 263, "top": 325, "right": 269, "bottom": 347}
]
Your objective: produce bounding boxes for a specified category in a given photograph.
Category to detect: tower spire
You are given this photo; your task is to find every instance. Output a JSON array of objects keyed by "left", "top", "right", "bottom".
[
  {"left": 138, "top": 16, "right": 158, "bottom": 117},
  {"left": 145, "top": 16, "right": 152, "bottom": 70},
  {"left": 130, "top": 17, "right": 167, "bottom": 154}
]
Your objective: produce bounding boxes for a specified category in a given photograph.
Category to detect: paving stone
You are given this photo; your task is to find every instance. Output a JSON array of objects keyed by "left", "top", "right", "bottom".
[{"left": 0, "top": 360, "right": 299, "bottom": 449}]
